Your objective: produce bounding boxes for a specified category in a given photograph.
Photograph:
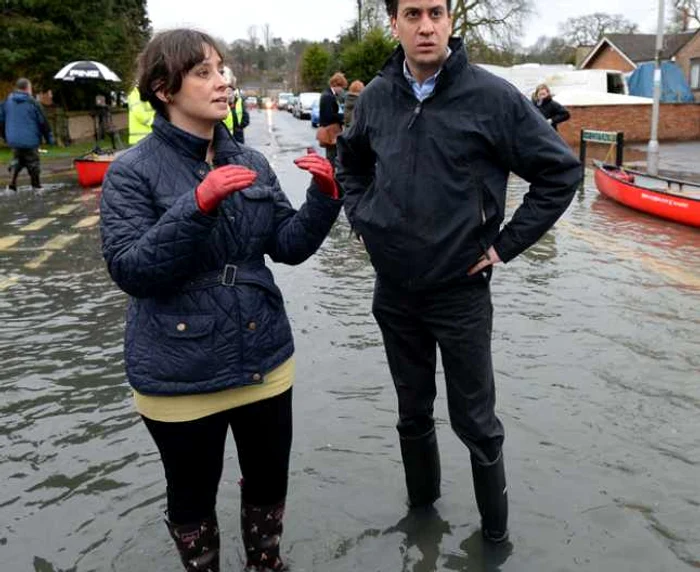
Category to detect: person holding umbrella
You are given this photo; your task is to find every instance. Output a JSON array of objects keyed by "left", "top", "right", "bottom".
[
  {"left": 100, "top": 29, "right": 342, "bottom": 572},
  {"left": 0, "top": 78, "right": 55, "bottom": 191}
]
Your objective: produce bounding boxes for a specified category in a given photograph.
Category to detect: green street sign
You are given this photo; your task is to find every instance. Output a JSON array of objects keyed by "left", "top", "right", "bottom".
[{"left": 581, "top": 130, "right": 619, "bottom": 144}]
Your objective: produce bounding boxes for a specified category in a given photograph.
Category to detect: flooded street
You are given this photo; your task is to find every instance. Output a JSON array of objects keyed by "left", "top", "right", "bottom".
[{"left": 1, "top": 109, "right": 699, "bottom": 572}]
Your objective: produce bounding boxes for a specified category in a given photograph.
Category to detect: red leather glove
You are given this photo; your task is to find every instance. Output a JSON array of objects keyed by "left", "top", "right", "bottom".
[
  {"left": 195, "top": 165, "right": 257, "bottom": 214},
  {"left": 293, "top": 150, "right": 339, "bottom": 199}
]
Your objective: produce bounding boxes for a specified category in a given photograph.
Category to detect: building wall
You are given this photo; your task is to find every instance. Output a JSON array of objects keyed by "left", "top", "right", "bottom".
[
  {"left": 64, "top": 110, "right": 127, "bottom": 142},
  {"left": 674, "top": 31, "right": 700, "bottom": 102},
  {"left": 558, "top": 103, "right": 700, "bottom": 147},
  {"left": 584, "top": 46, "right": 636, "bottom": 73}
]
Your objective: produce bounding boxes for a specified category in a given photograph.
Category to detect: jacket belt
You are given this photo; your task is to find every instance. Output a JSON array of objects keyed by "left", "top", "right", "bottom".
[{"left": 181, "top": 262, "right": 271, "bottom": 292}]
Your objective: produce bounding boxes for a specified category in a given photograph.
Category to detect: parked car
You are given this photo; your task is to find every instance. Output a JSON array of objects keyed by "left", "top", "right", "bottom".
[
  {"left": 311, "top": 98, "right": 319, "bottom": 127},
  {"left": 244, "top": 96, "right": 257, "bottom": 109},
  {"left": 311, "top": 99, "right": 343, "bottom": 128},
  {"left": 277, "top": 92, "right": 294, "bottom": 111},
  {"left": 294, "top": 92, "right": 321, "bottom": 120}
]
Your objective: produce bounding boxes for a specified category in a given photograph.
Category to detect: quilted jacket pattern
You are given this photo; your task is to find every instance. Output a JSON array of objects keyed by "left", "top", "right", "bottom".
[{"left": 100, "top": 115, "right": 341, "bottom": 395}]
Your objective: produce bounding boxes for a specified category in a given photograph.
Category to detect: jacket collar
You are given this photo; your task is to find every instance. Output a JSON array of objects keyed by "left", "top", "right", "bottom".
[
  {"left": 11, "top": 91, "right": 32, "bottom": 102},
  {"left": 152, "top": 114, "right": 241, "bottom": 163},
  {"left": 381, "top": 37, "right": 467, "bottom": 89}
]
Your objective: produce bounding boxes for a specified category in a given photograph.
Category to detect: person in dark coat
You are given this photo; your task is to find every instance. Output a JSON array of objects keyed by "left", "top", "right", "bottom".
[
  {"left": 0, "top": 78, "right": 54, "bottom": 191},
  {"left": 343, "top": 80, "right": 365, "bottom": 129},
  {"left": 336, "top": 0, "right": 582, "bottom": 544},
  {"left": 533, "top": 83, "right": 570, "bottom": 131},
  {"left": 99, "top": 29, "right": 342, "bottom": 572},
  {"left": 318, "top": 72, "right": 348, "bottom": 166}
]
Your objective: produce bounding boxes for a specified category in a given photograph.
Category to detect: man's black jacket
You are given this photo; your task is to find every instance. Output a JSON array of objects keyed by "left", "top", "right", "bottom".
[{"left": 336, "top": 38, "right": 582, "bottom": 291}]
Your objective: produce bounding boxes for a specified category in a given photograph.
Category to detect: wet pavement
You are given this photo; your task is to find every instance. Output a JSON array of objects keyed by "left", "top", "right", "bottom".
[{"left": 1, "top": 109, "right": 699, "bottom": 572}]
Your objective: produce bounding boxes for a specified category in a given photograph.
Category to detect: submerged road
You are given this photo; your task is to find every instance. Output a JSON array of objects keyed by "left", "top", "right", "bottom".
[{"left": 1, "top": 108, "right": 698, "bottom": 571}]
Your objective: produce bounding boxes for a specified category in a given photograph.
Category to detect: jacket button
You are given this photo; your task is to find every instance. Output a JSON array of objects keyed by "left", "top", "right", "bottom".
[
  {"left": 252, "top": 373, "right": 262, "bottom": 382},
  {"left": 176, "top": 322, "right": 187, "bottom": 332},
  {"left": 247, "top": 321, "right": 257, "bottom": 331}
]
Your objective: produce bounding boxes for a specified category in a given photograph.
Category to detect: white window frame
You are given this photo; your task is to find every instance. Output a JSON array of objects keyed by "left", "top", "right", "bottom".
[{"left": 691, "top": 58, "right": 700, "bottom": 89}]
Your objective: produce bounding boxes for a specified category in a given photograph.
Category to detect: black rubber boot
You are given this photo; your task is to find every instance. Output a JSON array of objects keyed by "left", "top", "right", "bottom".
[
  {"left": 399, "top": 427, "right": 441, "bottom": 508},
  {"left": 165, "top": 514, "right": 220, "bottom": 571},
  {"left": 241, "top": 499, "right": 288, "bottom": 571},
  {"left": 471, "top": 451, "right": 509, "bottom": 543}
]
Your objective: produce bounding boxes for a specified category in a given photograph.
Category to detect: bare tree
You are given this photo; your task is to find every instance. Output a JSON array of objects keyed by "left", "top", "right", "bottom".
[
  {"left": 262, "top": 23, "right": 272, "bottom": 51},
  {"left": 247, "top": 25, "right": 259, "bottom": 51},
  {"left": 559, "top": 13, "right": 638, "bottom": 47},
  {"left": 669, "top": 0, "right": 700, "bottom": 31},
  {"left": 451, "top": 0, "right": 533, "bottom": 48}
]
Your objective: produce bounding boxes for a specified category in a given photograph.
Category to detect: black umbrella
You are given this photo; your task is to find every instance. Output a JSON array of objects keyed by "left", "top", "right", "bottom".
[
  {"left": 53, "top": 60, "right": 123, "bottom": 148},
  {"left": 54, "top": 60, "right": 120, "bottom": 82}
]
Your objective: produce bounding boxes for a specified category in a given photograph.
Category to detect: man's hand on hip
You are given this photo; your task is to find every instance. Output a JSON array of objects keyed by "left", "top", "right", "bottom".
[{"left": 467, "top": 246, "right": 501, "bottom": 276}]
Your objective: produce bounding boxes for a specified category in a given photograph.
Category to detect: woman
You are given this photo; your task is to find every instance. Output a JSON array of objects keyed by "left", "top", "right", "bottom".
[
  {"left": 317, "top": 72, "right": 348, "bottom": 166},
  {"left": 343, "top": 80, "right": 365, "bottom": 129},
  {"left": 100, "top": 29, "right": 341, "bottom": 572},
  {"left": 533, "top": 83, "right": 570, "bottom": 131}
]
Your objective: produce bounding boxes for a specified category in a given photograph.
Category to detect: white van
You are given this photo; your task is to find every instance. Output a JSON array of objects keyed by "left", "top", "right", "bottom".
[
  {"left": 477, "top": 64, "right": 628, "bottom": 97},
  {"left": 294, "top": 92, "right": 321, "bottom": 120}
]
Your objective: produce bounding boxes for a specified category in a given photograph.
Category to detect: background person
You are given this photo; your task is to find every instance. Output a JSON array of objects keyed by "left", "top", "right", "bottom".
[
  {"left": 100, "top": 29, "right": 342, "bottom": 572},
  {"left": 0, "top": 78, "right": 54, "bottom": 191},
  {"left": 222, "top": 68, "right": 250, "bottom": 144},
  {"left": 343, "top": 80, "right": 365, "bottom": 129},
  {"left": 532, "top": 83, "right": 570, "bottom": 131},
  {"left": 336, "top": 0, "right": 582, "bottom": 544},
  {"left": 127, "top": 84, "right": 155, "bottom": 145},
  {"left": 318, "top": 72, "right": 347, "bottom": 166}
]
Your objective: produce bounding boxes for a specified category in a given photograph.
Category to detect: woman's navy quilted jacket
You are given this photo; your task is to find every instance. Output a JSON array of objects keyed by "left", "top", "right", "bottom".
[{"left": 100, "top": 115, "right": 342, "bottom": 395}]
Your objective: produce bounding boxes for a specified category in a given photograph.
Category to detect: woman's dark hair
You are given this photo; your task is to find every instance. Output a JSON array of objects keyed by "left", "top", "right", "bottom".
[
  {"left": 136, "top": 29, "right": 225, "bottom": 116},
  {"left": 384, "top": 0, "right": 451, "bottom": 17}
]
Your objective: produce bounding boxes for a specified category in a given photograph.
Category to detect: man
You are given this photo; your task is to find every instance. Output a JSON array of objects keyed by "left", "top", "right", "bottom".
[
  {"left": 222, "top": 68, "right": 250, "bottom": 144},
  {"left": 336, "top": 0, "right": 582, "bottom": 543},
  {"left": 0, "top": 78, "right": 55, "bottom": 191},
  {"left": 127, "top": 85, "right": 154, "bottom": 145},
  {"left": 318, "top": 72, "right": 348, "bottom": 165}
]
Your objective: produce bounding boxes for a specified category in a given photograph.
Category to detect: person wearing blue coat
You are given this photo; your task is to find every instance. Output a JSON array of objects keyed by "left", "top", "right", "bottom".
[
  {"left": 99, "top": 29, "right": 342, "bottom": 572},
  {"left": 0, "top": 78, "right": 54, "bottom": 190}
]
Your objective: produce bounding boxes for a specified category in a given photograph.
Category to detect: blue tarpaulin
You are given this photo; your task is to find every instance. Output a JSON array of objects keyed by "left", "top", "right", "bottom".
[{"left": 627, "top": 62, "right": 695, "bottom": 102}]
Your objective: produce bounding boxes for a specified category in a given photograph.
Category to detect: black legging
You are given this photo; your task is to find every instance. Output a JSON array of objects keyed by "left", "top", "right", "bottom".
[{"left": 143, "top": 388, "right": 292, "bottom": 524}]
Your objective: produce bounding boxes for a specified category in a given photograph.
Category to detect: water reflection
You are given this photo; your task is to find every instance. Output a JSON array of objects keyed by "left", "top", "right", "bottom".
[
  {"left": 385, "top": 507, "right": 452, "bottom": 571},
  {"left": 1, "top": 116, "right": 699, "bottom": 571}
]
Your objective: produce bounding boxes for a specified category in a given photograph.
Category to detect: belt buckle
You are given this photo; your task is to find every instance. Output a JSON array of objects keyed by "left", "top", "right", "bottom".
[{"left": 221, "top": 264, "right": 237, "bottom": 286}]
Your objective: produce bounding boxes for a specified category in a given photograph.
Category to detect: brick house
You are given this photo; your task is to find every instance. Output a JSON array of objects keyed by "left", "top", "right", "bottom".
[{"left": 578, "top": 30, "right": 700, "bottom": 101}]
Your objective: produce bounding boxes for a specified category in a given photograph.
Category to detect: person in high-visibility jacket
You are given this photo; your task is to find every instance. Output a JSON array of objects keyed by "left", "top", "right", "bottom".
[
  {"left": 127, "top": 86, "right": 155, "bottom": 145},
  {"left": 222, "top": 67, "right": 249, "bottom": 144}
]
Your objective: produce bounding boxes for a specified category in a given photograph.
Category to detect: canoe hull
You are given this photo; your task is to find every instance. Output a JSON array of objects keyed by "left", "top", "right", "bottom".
[
  {"left": 594, "top": 166, "right": 700, "bottom": 228},
  {"left": 74, "top": 159, "right": 110, "bottom": 188}
]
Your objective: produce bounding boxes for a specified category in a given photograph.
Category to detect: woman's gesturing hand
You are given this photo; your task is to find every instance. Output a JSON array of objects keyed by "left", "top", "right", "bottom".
[
  {"left": 294, "top": 150, "right": 339, "bottom": 200},
  {"left": 196, "top": 165, "right": 257, "bottom": 213}
]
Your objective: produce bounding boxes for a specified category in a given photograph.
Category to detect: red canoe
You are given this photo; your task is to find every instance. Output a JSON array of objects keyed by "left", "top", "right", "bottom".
[
  {"left": 74, "top": 150, "right": 117, "bottom": 188},
  {"left": 593, "top": 162, "right": 700, "bottom": 228}
]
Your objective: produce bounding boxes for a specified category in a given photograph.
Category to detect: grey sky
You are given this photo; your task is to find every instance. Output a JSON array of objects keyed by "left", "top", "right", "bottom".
[{"left": 147, "top": 0, "right": 663, "bottom": 48}]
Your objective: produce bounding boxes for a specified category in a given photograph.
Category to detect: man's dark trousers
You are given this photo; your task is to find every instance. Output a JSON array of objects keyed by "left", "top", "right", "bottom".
[
  {"left": 10, "top": 148, "right": 41, "bottom": 189},
  {"left": 372, "top": 272, "right": 504, "bottom": 465}
]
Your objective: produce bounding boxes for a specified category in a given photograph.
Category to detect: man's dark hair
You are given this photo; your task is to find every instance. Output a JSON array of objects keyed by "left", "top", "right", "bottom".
[
  {"left": 384, "top": 0, "right": 451, "bottom": 18},
  {"left": 136, "top": 29, "right": 225, "bottom": 116},
  {"left": 16, "top": 78, "right": 31, "bottom": 91}
]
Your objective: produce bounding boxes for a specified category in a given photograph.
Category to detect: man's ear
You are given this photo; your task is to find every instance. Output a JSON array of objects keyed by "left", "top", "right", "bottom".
[{"left": 391, "top": 17, "right": 398, "bottom": 38}]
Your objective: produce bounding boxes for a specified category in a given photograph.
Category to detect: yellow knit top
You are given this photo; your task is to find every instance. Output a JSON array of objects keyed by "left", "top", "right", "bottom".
[{"left": 134, "top": 357, "right": 295, "bottom": 422}]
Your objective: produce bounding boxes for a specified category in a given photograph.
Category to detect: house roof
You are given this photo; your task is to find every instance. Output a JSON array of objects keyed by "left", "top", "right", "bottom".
[{"left": 580, "top": 29, "right": 700, "bottom": 69}]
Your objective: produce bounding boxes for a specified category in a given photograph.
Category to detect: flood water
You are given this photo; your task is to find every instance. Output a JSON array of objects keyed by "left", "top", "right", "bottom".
[{"left": 1, "top": 110, "right": 699, "bottom": 571}]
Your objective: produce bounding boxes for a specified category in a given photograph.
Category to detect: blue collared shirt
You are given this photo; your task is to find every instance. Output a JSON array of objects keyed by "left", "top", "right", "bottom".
[{"left": 403, "top": 47, "right": 452, "bottom": 102}]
